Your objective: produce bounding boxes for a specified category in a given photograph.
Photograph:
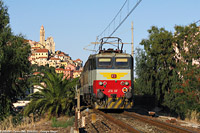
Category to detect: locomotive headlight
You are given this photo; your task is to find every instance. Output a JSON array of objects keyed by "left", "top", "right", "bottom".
[
  {"left": 103, "top": 81, "right": 107, "bottom": 85},
  {"left": 122, "top": 87, "right": 128, "bottom": 93},
  {"left": 99, "top": 81, "right": 103, "bottom": 86},
  {"left": 125, "top": 82, "right": 129, "bottom": 86},
  {"left": 120, "top": 81, "right": 125, "bottom": 85}
]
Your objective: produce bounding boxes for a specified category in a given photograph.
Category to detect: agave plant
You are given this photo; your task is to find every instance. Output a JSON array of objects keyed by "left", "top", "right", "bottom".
[{"left": 24, "top": 71, "right": 78, "bottom": 118}]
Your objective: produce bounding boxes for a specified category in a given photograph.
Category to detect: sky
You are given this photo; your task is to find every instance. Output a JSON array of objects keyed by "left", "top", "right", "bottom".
[{"left": 3, "top": 0, "right": 200, "bottom": 63}]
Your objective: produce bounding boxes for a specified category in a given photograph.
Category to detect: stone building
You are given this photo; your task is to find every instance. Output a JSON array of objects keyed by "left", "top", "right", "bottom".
[
  {"left": 39, "top": 25, "right": 55, "bottom": 54},
  {"left": 35, "top": 49, "right": 49, "bottom": 59},
  {"left": 46, "top": 37, "right": 55, "bottom": 54},
  {"left": 40, "top": 25, "right": 45, "bottom": 45},
  {"left": 73, "top": 70, "right": 82, "bottom": 78}
]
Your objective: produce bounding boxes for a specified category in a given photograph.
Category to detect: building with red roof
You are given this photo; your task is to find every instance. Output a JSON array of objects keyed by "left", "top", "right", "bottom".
[
  {"left": 35, "top": 48, "right": 49, "bottom": 59},
  {"left": 73, "top": 70, "right": 83, "bottom": 78},
  {"left": 27, "top": 25, "right": 83, "bottom": 79}
]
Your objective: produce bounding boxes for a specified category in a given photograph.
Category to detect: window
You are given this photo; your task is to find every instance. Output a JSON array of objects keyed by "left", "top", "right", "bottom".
[
  {"left": 83, "top": 61, "right": 88, "bottom": 71},
  {"left": 98, "top": 58, "right": 112, "bottom": 67},
  {"left": 115, "top": 58, "right": 128, "bottom": 66},
  {"left": 91, "top": 58, "right": 96, "bottom": 70}
]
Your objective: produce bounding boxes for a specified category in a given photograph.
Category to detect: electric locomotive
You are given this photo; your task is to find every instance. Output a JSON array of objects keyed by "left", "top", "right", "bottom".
[{"left": 80, "top": 37, "right": 133, "bottom": 109}]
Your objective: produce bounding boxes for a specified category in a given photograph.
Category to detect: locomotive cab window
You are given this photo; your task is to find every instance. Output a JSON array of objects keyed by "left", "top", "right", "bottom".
[
  {"left": 98, "top": 58, "right": 112, "bottom": 67},
  {"left": 115, "top": 58, "right": 128, "bottom": 67}
]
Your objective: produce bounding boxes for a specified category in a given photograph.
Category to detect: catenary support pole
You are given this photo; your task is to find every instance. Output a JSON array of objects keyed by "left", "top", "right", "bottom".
[
  {"left": 131, "top": 21, "right": 134, "bottom": 57},
  {"left": 131, "top": 21, "right": 134, "bottom": 88},
  {"left": 77, "top": 85, "right": 81, "bottom": 119}
]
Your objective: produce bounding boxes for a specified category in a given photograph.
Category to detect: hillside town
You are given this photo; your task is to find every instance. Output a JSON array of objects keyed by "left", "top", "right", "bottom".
[
  {"left": 13, "top": 25, "right": 83, "bottom": 107},
  {"left": 27, "top": 25, "right": 83, "bottom": 79}
]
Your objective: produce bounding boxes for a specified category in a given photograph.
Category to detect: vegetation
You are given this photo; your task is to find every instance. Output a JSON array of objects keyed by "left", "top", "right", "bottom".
[
  {"left": 31, "top": 64, "right": 55, "bottom": 73},
  {"left": 164, "top": 24, "right": 200, "bottom": 118},
  {"left": 51, "top": 116, "right": 74, "bottom": 128},
  {"left": 135, "top": 24, "right": 200, "bottom": 119},
  {"left": 0, "top": 0, "right": 31, "bottom": 120},
  {"left": 135, "top": 27, "right": 177, "bottom": 103},
  {"left": 0, "top": 0, "right": 77, "bottom": 125},
  {"left": 0, "top": 113, "right": 29, "bottom": 130},
  {"left": 24, "top": 71, "right": 78, "bottom": 119}
]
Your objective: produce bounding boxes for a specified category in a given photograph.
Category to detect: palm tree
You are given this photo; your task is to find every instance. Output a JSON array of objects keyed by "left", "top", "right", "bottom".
[{"left": 24, "top": 71, "right": 78, "bottom": 118}]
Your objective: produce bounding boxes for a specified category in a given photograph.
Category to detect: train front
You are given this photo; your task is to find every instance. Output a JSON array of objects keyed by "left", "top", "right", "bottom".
[{"left": 93, "top": 53, "right": 133, "bottom": 109}]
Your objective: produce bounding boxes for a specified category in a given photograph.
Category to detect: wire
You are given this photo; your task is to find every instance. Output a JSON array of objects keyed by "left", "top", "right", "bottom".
[
  {"left": 108, "top": 0, "right": 142, "bottom": 38},
  {"left": 194, "top": 20, "right": 200, "bottom": 24},
  {"left": 98, "top": 0, "right": 128, "bottom": 38},
  {"left": 85, "top": 0, "right": 142, "bottom": 52},
  {"left": 97, "top": 0, "right": 142, "bottom": 43}
]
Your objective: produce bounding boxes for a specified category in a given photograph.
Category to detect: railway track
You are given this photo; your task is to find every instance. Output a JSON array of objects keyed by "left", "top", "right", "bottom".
[
  {"left": 79, "top": 108, "right": 198, "bottom": 132},
  {"left": 123, "top": 111, "right": 197, "bottom": 133},
  {"left": 90, "top": 121, "right": 111, "bottom": 133},
  {"left": 92, "top": 109, "right": 141, "bottom": 133}
]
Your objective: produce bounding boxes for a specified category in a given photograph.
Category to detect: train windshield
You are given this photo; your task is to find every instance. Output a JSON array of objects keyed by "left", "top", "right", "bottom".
[
  {"left": 96, "top": 57, "right": 132, "bottom": 69},
  {"left": 115, "top": 57, "right": 130, "bottom": 69},
  {"left": 98, "top": 58, "right": 112, "bottom": 67},
  {"left": 115, "top": 58, "right": 128, "bottom": 66}
]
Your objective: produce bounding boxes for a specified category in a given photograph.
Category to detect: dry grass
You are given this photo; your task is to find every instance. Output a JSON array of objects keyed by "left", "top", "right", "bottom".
[
  {"left": 0, "top": 116, "right": 13, "bottom": 130},
  {"left": 0, "top": 115, "right": 72, "bottom": 132},
  {"left": 185, "top": 110, "right": 200, "bottom": 124},
  {"left": 0, "top": 114, "right": 35, "bottom": 130}
]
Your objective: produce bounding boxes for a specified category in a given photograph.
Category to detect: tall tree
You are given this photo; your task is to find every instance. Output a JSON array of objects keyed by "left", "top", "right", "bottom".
[
  {"left": 0, "top": 0, "right": 31, "bottom": 120},
  {"left": 163, "top": 24, "right": 200, "bottom": 118},
  {"left": 136, "top": 26, "right": 177, "bottom": 105},
  {"left": 135, "top": 48, "right": 152, "bottom": 95},
  {"left": 136, "top": 24, "right": 200, "bottom": 119}
]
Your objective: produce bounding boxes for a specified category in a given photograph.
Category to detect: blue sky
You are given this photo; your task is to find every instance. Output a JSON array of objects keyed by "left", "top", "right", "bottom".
[{"left": 4, "top": 0, "right": 200, "bottom": 63}]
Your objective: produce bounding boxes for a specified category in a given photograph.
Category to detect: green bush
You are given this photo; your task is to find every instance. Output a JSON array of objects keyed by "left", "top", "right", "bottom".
[{"left": 51, "top": 116, "right": 74, "bottom": 128}]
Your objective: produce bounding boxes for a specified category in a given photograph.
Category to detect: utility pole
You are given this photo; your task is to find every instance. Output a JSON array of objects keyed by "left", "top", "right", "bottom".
[
  {"left": 74, "top": 85, "right": 80, "bottom": 133},
  {"left": 131, "top": 21, "right": 134, "bottom": 80},
  {"left": 77, "top": 85, "right": 80, "bottom": 119},
  {"left": 131, "top": 21, "right": 134, "bottom": 92},
  {"left": 131, "top": 21, "right": 134, "bottom": 57}
]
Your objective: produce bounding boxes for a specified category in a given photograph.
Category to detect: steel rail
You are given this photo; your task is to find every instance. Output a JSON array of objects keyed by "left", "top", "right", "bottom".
[
  {"left": 91, "top": 123, "right": 99, "bottom": 133},
  {"left": 124, "top": 111, "right": 197, "bottom": 133},
  {"left": 93, "top": 109, "right": 141, "bottom": 133}
]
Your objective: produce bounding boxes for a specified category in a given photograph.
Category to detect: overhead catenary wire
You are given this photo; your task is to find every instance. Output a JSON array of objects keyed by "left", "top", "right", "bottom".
[
  {"left": 108, "top": 0, "right": 142, "bottom": 38},
  {"left": 85, "top": 0, "right": 142, "bottom": 53},
  {"left": 97, "top": 0, "right": 129, "bottom": 39},
  {"left": 194, "top": 19, "right": 200, "bottom": 25},
  {"left": 97, "top": 0, "right": 142, "bottom": 40}
]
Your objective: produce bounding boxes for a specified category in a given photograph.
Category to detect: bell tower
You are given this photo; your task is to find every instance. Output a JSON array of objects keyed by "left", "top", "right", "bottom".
[{"left": 40, "top": 25, "right": 45, "bottom": 45}]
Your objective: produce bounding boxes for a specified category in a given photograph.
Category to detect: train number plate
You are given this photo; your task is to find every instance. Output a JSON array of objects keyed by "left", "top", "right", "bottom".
[{"left": 108, "top": 89, "right": 118, "bottom": 93}]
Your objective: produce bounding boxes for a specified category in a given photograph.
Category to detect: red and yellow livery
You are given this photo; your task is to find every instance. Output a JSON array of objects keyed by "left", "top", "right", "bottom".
[{"left": 80, "top": 37, "right": 133, "bottom": 109}]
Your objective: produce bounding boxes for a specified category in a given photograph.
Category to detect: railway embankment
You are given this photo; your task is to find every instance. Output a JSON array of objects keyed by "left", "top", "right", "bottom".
[{"left": 74, "top": 107, "right": 199, "bottom": 133}]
